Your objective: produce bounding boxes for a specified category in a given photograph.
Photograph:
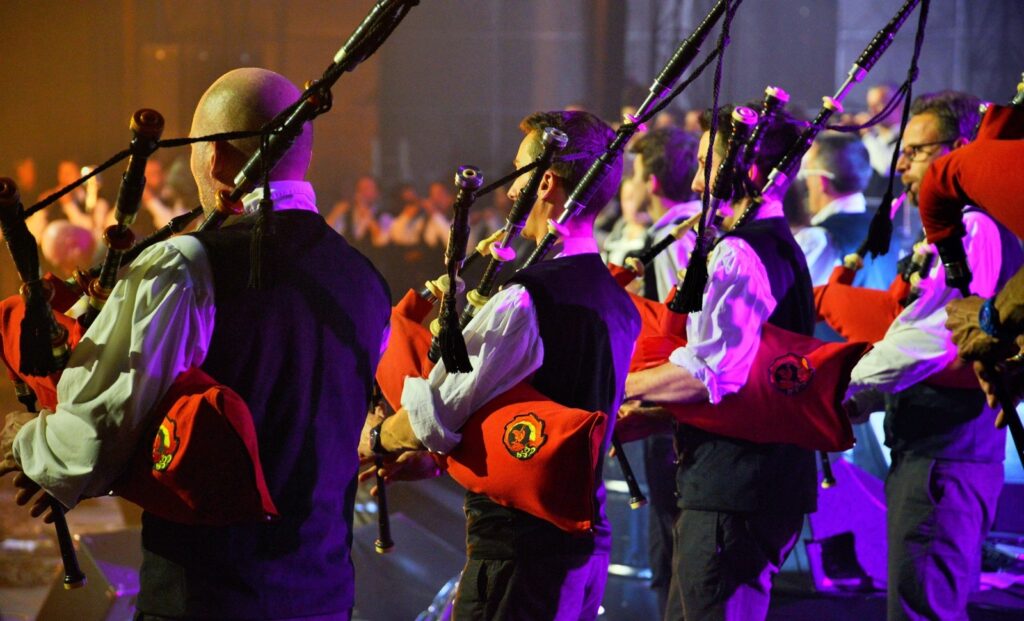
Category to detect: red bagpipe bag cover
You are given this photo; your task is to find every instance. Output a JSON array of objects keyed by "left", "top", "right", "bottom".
[
  {"left": 376, "top": 289, "right": 607, "bottom": 534},
  {"left": 812, "top": 264, "right": 909, "bottom": 344},
  {"left": 608, "top": 264, "right": 864, "bottom": 452},
  {"left": 1, "top": 284, "right": 277, "bottom": 525},
  {"left": 110, "top": 366, "right": 278, "bottom": 525}
]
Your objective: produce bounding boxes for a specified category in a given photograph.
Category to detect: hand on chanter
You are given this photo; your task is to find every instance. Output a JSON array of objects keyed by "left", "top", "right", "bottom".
[
  {"left": 613, "top": 400, "right": 673, "bottom": 446},
  {"left": 9, "top": 472, "right": 61, "bottom": 524},
  {"left": 358, "top": 450, "right": 443, "bottom": 495}
]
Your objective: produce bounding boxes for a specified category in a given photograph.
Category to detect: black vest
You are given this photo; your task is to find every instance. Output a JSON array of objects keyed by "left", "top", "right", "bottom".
[
  {"left": 675, "top": 217, "right": 819, "bottom": 514},
  {"left": 885, "top": 210, "right": 1023, "bottom": 462},
  {"left": 463, "top": 253, "right": 640, "bottom": 558},
  {"left": 818, "top": 209, "right": 898, "bottom": 291},
  {"left": 136, "top": 210, "right": 391, "bottom": 619}
]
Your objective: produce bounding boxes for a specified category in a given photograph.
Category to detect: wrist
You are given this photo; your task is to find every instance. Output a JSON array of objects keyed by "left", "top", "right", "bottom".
[
  {"left": 995, "top": 287, "right": 1024, "bottom": 335},
  {"left": 379, "top": 413, "right": 422, "bottom": 453},
  {"left": 980, "top": 296, "right": 1013, "bottom": 340},
  {"left": 368, "top": 423, "right": 387, "bottom": 455}
]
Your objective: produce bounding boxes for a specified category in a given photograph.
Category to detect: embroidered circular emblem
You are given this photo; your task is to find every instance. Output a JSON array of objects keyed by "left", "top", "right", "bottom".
[
  {"left": 503, "top": 413, "right": 548, "bottom": 460},
  {"left": 152, "top": 416, "right": 180, "bottom": 472},
  {"left": 768, "top": 353, "right": 815, "bottom": 395}
]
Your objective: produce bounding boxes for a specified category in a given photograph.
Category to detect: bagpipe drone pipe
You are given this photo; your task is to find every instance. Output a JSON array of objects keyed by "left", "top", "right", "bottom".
[{"left": 0, "top": 0, "right": 420, "bottom": 579}]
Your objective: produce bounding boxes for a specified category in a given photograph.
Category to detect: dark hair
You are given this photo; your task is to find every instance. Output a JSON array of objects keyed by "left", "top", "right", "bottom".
[
  {"left": 519, "top": 110, "right": 621, "bottom": 221},
  {"left": 699, "top": 103, "right": 802, "bottom": 197},
  {"left": 629, "top": 127, "right": 698, "bottom": 202},
  {"left": 812, "top": 131, "right": 872, "bottom": 194},
  {"left": 910, "top": 90, "right": 981, "bottom": 142}
]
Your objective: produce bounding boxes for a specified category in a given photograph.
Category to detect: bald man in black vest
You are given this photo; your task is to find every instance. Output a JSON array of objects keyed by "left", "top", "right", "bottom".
[{"left": 3, "top": 68, "right": 391, "bottom": 621}]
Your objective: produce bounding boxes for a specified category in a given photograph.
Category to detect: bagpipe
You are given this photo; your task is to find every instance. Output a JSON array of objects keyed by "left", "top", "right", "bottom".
[
  {"left": 613, "top": 104, "right": 867, "bottom": 456},
  {"left": 376, "top": 150, "right": 618, "bottom": 535},
  {"left": 633, "top": 1, "right": 932, "bottom": 490},
  {"left": 0, "top": 0, "right": 419, "bottom": 584},
  {"left": 916, "top": 74, "right": 1024, "bottom": 465},
  {"left": 375, "top": 0, "right": 740, "bottom": 533}
]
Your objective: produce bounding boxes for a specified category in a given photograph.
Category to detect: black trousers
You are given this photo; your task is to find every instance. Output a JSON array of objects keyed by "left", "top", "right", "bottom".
[
  {"left": 134, "top": 611, "right": 351, "bottom": 621},
  {"left": 645, "top": 434, "right": 682, "bottom": 616},
  {"left": 885, "top": 453, "right": 1002, "bottom": 621},
  {"left": 451, "top": 552, "right": 609, "bottom": 621},
  {"left": 663, "top": 508, "right": 804, "bottom": 621}
]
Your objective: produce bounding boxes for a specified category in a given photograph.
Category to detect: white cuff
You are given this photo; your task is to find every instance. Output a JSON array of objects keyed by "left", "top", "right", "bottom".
[
  {"left": 668, "top": 346, "right": 723, "bottom": 405},
  {"left": 401, "top": 376, "right": 462, "bottom": 454}
]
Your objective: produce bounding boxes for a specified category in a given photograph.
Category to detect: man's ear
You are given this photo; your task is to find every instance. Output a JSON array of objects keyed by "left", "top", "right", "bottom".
[
  {"left": 818, "top": 175, "right": 831, "bottom": 195},
  {"left": 951, "top": 137, "right": 970, "bottom": 150},
  {"left": 648, "top": 173, "right": 661, "bottom": 197},
  {"left": 211, "top": 140, "right": 244, "bottom": 186},
  {"left": 537, "top": 170, "right": 560, "bottom": 202}
]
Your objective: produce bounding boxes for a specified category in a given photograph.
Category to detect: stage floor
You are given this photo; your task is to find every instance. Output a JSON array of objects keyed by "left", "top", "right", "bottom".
[{"left": 2, "top": 476, "right": 1024, "bottom": 621}]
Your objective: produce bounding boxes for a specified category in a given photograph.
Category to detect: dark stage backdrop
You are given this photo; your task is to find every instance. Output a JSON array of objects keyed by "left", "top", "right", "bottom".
[
  {"left": 1, "top": 1, "right": 1022, "bottom": 217},
  {"left": 1, "top": 0, "right": 1022, "bottom": 303}
]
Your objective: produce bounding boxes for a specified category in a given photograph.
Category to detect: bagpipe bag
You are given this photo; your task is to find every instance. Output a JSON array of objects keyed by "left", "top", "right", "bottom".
[
  {"left": 377, "top": 288, "right": 607, "bottom": 533},
  {"left": 1, "top": 292, "right": 277, "bottom": 525},
  {"left": 614, "top": 267, "right": 865, "bottom": 452}
]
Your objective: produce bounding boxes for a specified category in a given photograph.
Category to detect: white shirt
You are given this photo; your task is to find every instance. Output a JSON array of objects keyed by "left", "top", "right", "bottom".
[
  {"left": 649, "top": 200, "right": 702, "bottom": 301},
  {"left": 862, "top": 127, "right": 897, "bottom": 178},
  {"left": 847, "top": 209, "right": 1003, "bottom": 395},
  {"left": 796, "top": 193, "right": 868, "bottom": 287},
  {"left": 809, "top": 192, "right": 867, "bottom": 227},
  {"left": 401, "top": 236, "right": 601, "bottom": 454},
  {"left": 667, "top": 200, "right": 782, "bottom": 404},
  {"left": 12, "top": 182, "right": 328, "bottom": 508}
]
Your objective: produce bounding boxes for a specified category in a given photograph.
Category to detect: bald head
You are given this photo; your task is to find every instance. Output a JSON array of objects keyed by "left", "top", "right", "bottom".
[{"left": 190, "top": 68, "right": 313, "bottom": 210}]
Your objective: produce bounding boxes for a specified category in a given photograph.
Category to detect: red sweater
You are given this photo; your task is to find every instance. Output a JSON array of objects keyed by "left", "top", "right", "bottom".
[{"left": 920, "top": 104, "right": 1024, "bottom": 244}]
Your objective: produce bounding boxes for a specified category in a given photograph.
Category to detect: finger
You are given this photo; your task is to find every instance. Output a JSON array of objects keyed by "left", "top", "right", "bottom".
[
  {"left": 14, "top": 486, "right": 42, "bottom": 506},
  {"left": 358, "top": 465, "right": 377, "bottom": 484},
  {"left": 29, "top": 497, "right": 49, "bottom": 518},
  {"left": 43, "top": 509, "right": 57, "bottom": 524},
  {"left": 13, "top": 472, "right": 38, "bottom": 488}
]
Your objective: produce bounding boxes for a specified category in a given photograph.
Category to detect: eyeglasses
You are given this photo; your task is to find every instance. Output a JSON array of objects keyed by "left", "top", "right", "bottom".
[{"left": 898, "top": 139, "right": 955, "bottom": 163}]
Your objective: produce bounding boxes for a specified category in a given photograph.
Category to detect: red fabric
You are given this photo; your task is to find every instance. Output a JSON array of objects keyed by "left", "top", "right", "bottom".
[
  {"left": 112, "top": 366, "right": 278, "bottom": 525},
  {"left": 1, "top": 290, "right": 276, "bottom": 525},
  {"left": 375, "top": 289, "right": 436, "bottom": 410},
  {"left": 921, "top": 105, "right": 1024, "bottom": 244},
  {"left": 623, "top": 277, "right": 865, "bottom": 452},
  {"left": 607, "top": 263, "right": 638, "bottom": 288},
  {"left": 812, "top": 266, "right": 907, "bottom": 344},
  {"left": 0, "top": 293, "right": 83, "bottom": 410},
  {"left": 375, "top": 289, "right": 609, "bottom": 532},
  {"left": 629, "top": 322, "right": 862, "bottom": 451},
  {"left": 444, "top": 382, "right": 607, "bottom": 533}
]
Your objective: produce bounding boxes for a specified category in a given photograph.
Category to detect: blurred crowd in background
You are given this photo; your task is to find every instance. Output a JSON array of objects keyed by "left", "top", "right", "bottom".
[{"left": 2, "top": 82, "right": 915, "bottom": 303}]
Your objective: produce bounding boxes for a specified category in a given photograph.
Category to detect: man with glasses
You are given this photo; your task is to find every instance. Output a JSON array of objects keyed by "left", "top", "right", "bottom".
[{"left": 844, "top": 90, "right": 1023, "bottom": 621}]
